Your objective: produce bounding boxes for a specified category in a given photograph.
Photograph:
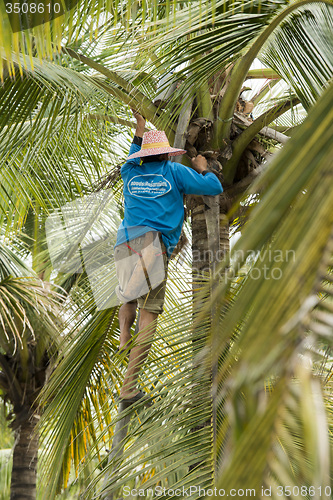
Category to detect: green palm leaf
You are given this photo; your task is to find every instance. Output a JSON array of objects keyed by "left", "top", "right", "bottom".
[
  {"left": 204, "top": 82, "right": 333, "bottom": 495},
  {"left": 260, "top": 4, "right": 333, "bottom": 108}
]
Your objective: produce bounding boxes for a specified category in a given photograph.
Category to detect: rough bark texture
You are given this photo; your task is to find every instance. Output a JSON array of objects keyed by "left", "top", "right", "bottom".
[
  {"left": 190, "top": 198, "right": 229, "bottom": 279},
  {"left": 10, "top": 415, "right": 39, "bottom": 500},
  {"left": 176, "top": 77, "right": 268, "bottom": 478},
  {"left": 0, "top": 344, "right": 50, "bottom": 500},
  {"left": 102, "top": 401, "right": 132, "bottom": 500},
  {"left": 189, "top": 188, "right": 230, "bottom": 474}
]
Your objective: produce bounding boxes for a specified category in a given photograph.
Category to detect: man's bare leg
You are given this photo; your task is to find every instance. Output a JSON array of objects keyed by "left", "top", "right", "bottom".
[
  {"left": 118, "top": 301, "right": 137, "bottom": 350},
  {"left": 120, "top": 309, "right": 158, "bottom": 399}
]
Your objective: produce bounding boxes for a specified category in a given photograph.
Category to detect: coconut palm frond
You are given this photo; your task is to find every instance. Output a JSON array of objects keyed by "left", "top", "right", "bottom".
[
  {"left": 38, "top": 306, "right": 119, "bottom": 498},
  {"left": 135, "top": 1, "right": 333, "bottom": 126},
  {"left": 0, "top": 275, "right": 63, "bottom": 352},
  {"left": 0, "top": 240, "right": 64, "bottom": 354},
  {"left": 260, "top": 4, "right": 333, "bottom": 109},
  {"left": 0, "top": 0, "right": 208, "bottom": 74},
  {"left": 205, "top": 82, "right": 333, "bottom": 493},
  {"left": 0, "top": 58, "right": 133, "bottom": 232},
  {"left": 0, "top": 244, "right": 35, "bottom": 280},
  {"left": 38, "top": 239, "right": 211, "bottom": 498}
]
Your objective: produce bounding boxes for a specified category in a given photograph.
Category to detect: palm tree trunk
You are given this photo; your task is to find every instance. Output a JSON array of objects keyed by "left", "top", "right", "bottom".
[
  {"left": 101, "top": 401, "right": 132, "bottom": 500},
  {"left": 189, "top": 190, "right": 229, "bottom": 453},
  {"left": 10, "top": 415, "right": 39, "bottom": 500},
  {"left": 190, "top": 193, "right": 230, "bottom": 473},
  {"left": 214, "top": 208, "right": 230, "bottom": 473}
]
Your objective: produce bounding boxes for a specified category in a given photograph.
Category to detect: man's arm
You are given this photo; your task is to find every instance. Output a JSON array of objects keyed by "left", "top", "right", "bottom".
[
  {"left": 174, "top": 157, "right": 223, "bottom": 195},
  {"left": 131, "top": 109, "right": 146, "bottom": 139},
  {"left": 122, "top": 111, "right": 146, "bottom": 172},
  {"left": 190, "top": 154, "right": 208, "bottom": 174}
]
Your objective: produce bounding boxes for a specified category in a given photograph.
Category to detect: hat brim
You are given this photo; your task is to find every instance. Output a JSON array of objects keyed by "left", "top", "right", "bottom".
[{"left": 127, "top": 146, "right": 187, "bottom": 160}]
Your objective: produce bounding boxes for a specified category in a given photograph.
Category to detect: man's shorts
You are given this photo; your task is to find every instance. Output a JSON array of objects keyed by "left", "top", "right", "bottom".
[{"left": 114, "top": 231, "right": 168, "bottom": 315}]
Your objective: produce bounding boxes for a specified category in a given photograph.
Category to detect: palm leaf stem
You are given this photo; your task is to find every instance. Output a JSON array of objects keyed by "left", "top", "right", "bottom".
[
  {"left": 258, "top": 126, "right": 290, "bottom": 144},
  {"left": 247, "top": 68, "right": 281, "bottom": 79},
  {"left": 196, "top": 83, "right": 214, "bottom": 120},
  {"left": 224, "top": 97, "right": 300, "bottom": 184},
  {"left": 173, "top": 95, "right": 193, "bottom": 166},
  {"left": 271, "top": 124, "right": 298, "bottom": 135},
  {"left": 194, "top": 54, "right": 214, "bottom": 120},
  {"left": 252, "top": 79, "right": 280, "bottom": 106}
]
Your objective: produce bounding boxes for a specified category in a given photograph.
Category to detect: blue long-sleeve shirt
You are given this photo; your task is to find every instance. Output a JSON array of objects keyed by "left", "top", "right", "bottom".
[{"left": 115, "top": 141, "right": 223, "bottom": 256}]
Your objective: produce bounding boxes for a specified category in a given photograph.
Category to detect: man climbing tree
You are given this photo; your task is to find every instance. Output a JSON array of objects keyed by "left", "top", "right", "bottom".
[{"left": 115, "top": 110, "right": 223, "bottom": 402}]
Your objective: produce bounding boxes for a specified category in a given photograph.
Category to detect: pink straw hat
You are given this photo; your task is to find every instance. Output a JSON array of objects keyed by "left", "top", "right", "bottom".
[{"left": 127, "top": 130, "right": 187, "bottom": 159}]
